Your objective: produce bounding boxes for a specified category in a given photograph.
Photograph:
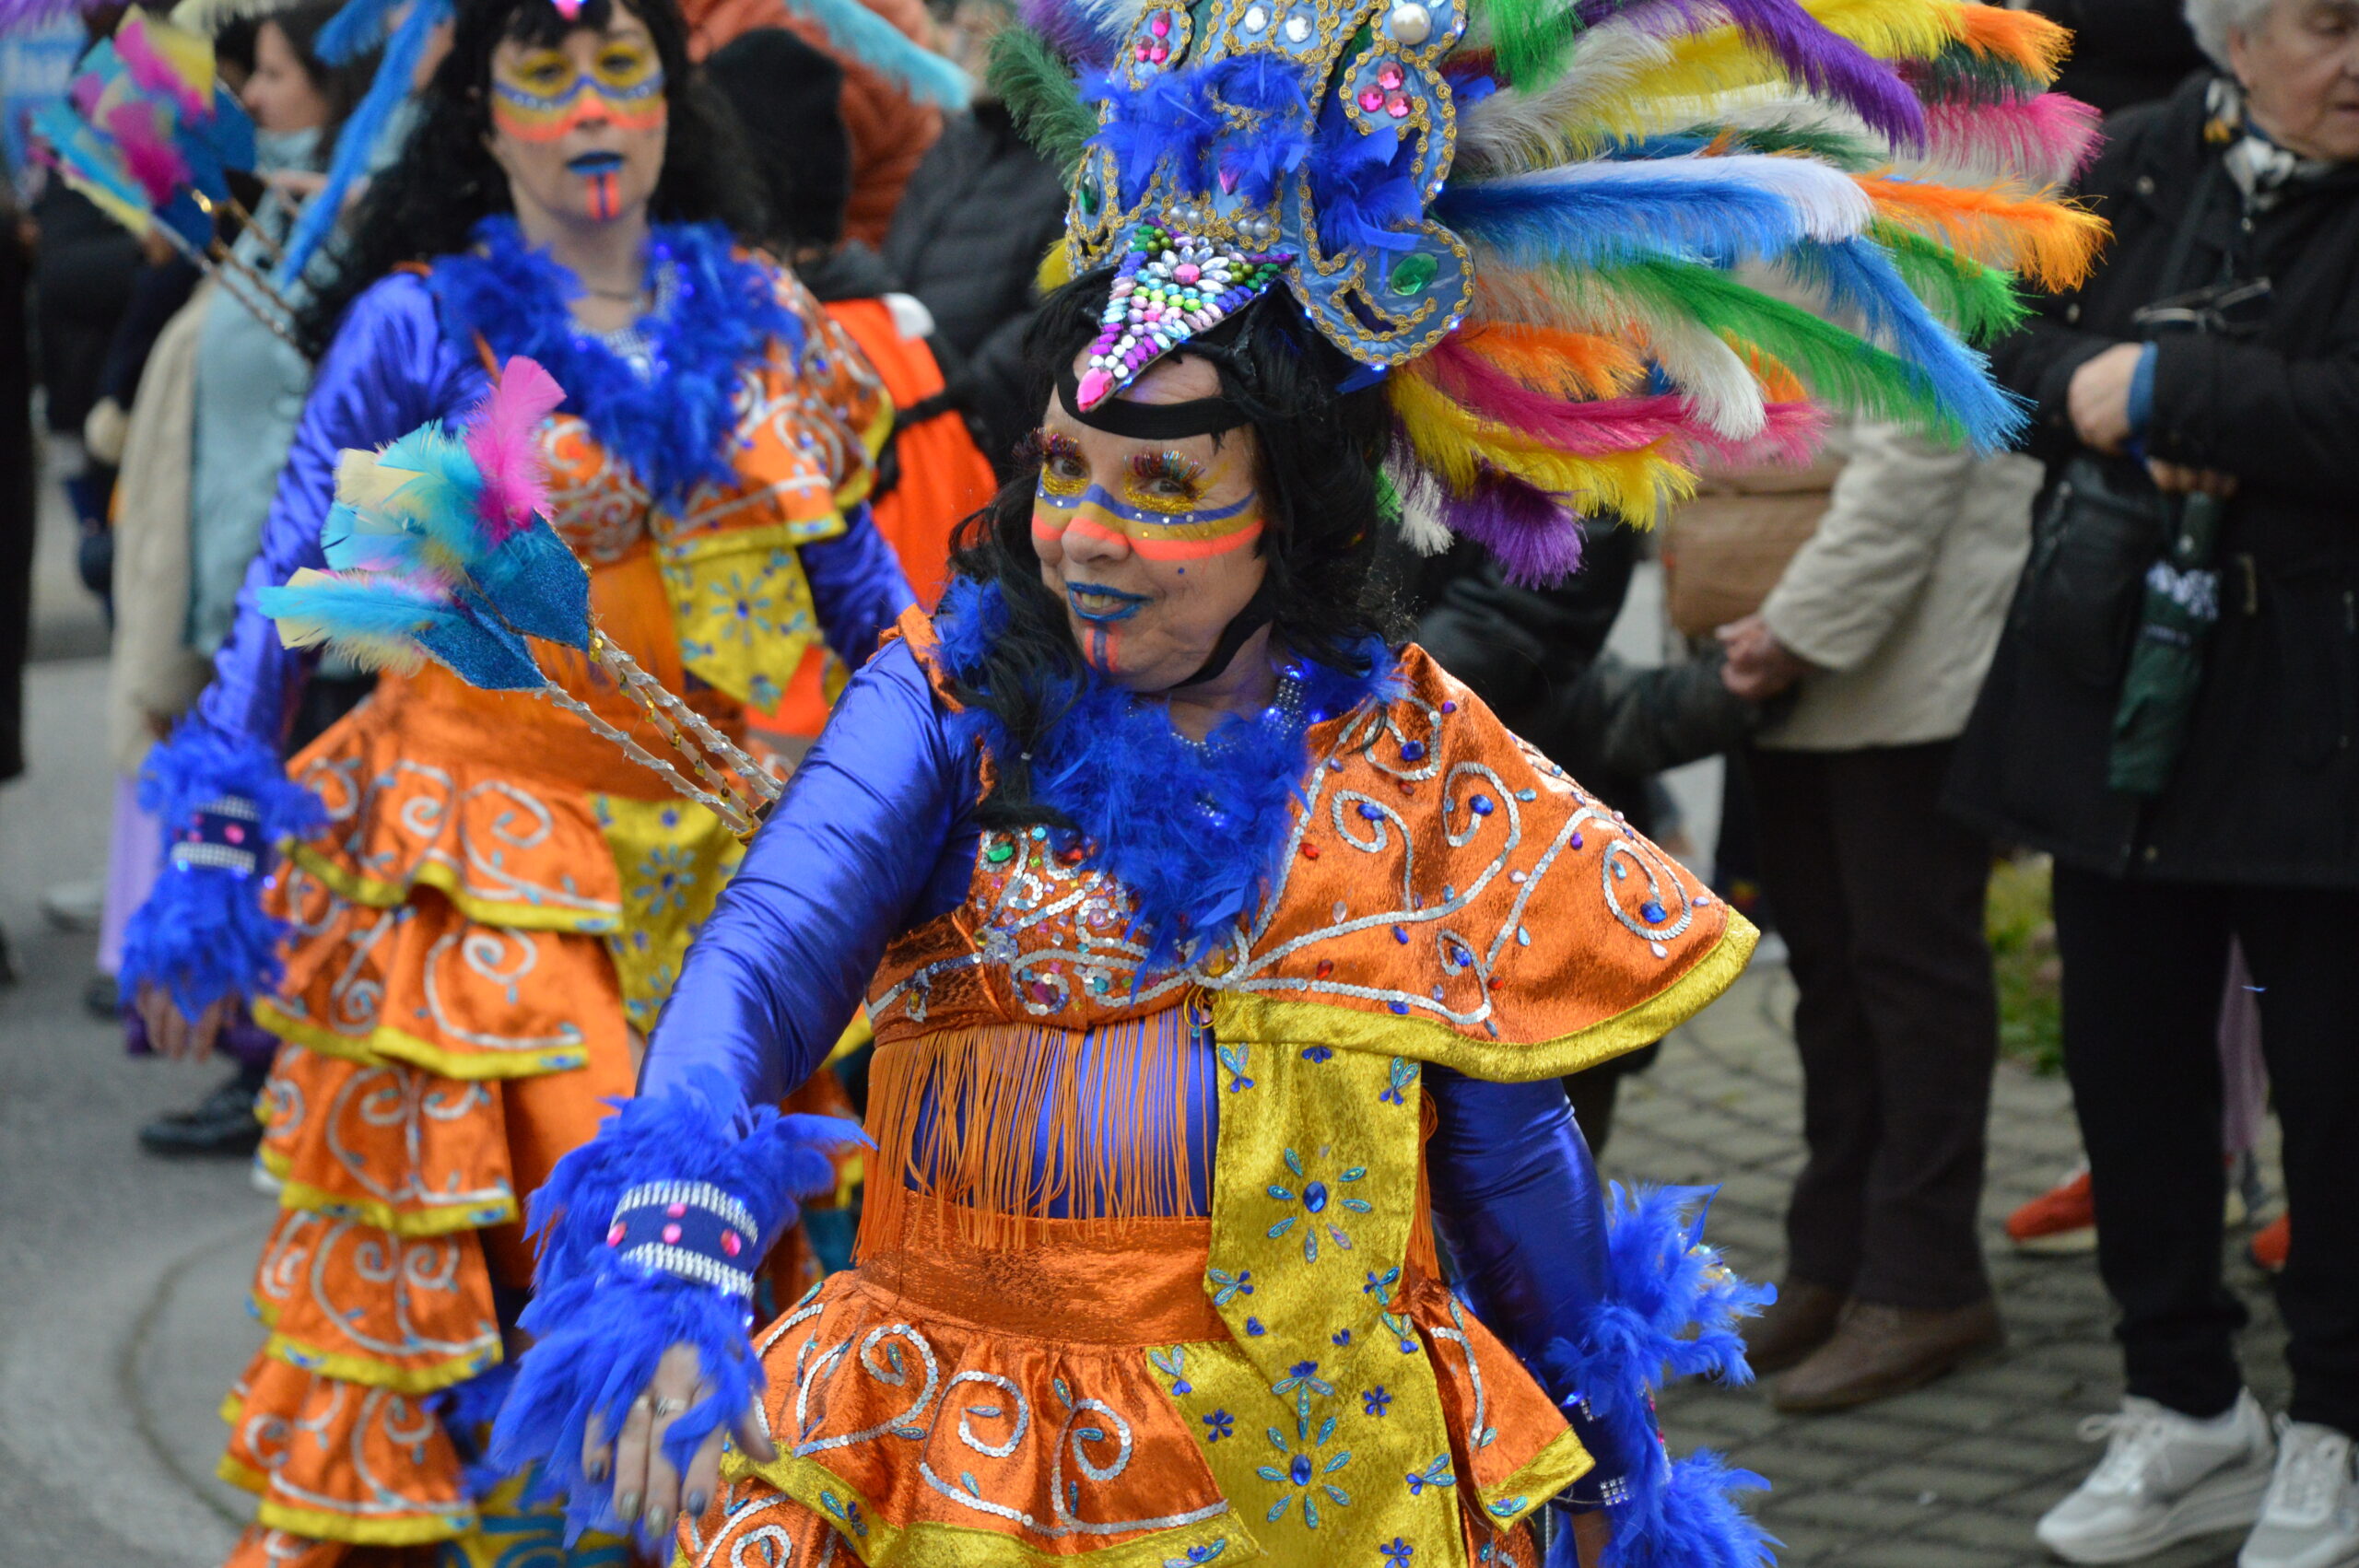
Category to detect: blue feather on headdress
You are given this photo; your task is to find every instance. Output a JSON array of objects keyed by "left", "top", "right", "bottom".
[
  {"left": 272, "top": 0, "right": 446, "bottom": 290},
  {"left": 779, "top": 0, "right": 971, "bottom": 109}
]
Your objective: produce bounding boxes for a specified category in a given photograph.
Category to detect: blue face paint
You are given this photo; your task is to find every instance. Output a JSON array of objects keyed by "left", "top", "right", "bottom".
[{"left": 1066, "top": 581, "right": 1152, "bottom": 623}]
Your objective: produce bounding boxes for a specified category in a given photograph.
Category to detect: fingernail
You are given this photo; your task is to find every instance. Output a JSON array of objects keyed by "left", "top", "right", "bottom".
[
  {"left": 644, "top": 1504, "right": 668, "bottom": 1532},
  {"left": 586, "top": 1459, "right": 606, "bottom": 1483},
  {"left": 686, "top": 1492, "right": 707, "bottom": 1517},
  {"left": 617, "top": 1492, "right": 640, "bottom": 1523}
]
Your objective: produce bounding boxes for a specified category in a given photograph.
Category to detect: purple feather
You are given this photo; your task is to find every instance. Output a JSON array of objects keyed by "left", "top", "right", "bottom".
[
  {"left": 1441, "top": 468, "right": 1589, "bottom": 587},
  {"left": 1020, "top": 0, "right": 1116, "bottom": 67}
]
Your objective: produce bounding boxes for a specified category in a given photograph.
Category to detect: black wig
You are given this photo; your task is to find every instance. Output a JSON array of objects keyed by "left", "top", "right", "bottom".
[
  {"left": 297, "top": 0, "right": 765, "bottom": 353},
  {"left": 944, "top": 268, "right": 1403, "bottom": 828}
]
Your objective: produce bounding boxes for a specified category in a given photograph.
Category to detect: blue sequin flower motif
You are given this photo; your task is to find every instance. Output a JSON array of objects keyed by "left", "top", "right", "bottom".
[
  {"left": 1380, "top": 1539, "right": 1415, "bottom": 1566},
  {"left": 1405, "top": 1455, "right": 1456, "bottom": 1496},
  {"left": 1266, "top": 1146, "right": 1374, "bottom": 1262},
  {"left": 632, "top": 845, "right": 696, "bottom": 915},
  {"left": 1257, "top": 1415, "right": 1354, "bottom": 1529},
  {"left": 1363, "top": 1386, "right": 1393, "bottom": 1417},
  {"left": 1203, "top": 1410, "right": 1235, "bottom": 1442}
]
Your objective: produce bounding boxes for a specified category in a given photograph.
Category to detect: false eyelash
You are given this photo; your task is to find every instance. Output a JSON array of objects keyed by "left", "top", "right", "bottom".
[
  {"left": 1027, "top": 428, "right": 1088, "bottom": 496},
  {"left": 1123, "top": 451, "right": 1209, "bottom": 513}
]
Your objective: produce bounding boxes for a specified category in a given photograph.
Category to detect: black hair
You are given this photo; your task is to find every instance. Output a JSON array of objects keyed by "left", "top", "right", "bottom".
[
  {"left": 297, "top": 0, "right": 766, "bottom": 354},
  {"left": 944, "top": 268, "right": 1402, "bottom": 828},
  {"left": 256, "top": 0, "right": 380, "bottom": 158},
  {"left": 704, "top": 28, "right": 851, "bottom": 256}
]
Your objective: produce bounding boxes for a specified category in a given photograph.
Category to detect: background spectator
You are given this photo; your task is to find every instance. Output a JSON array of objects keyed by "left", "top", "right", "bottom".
[
  {"left": 1720, "top": 422, "right": 2040, "bottom": 1411},
  {"left": 1948, "top": 0, "right": 2359, "bottom": 1558},
  {"left": 880, "top": 0, "right": 1066, "bottom": 474}
]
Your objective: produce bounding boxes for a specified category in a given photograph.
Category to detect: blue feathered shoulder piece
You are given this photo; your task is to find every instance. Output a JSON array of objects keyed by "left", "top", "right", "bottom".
[
  {"left": 118, "top": 722, "right": 326, "bottom": 1018},
  {"left": 428, "top": 218, "right": 796, "bottom": 506},
  {"left": 491, "top": 1067, "right": 866, "bottom": 1543},
  {"left": 1537, "top": 1185, "right": 1778, "bottom": 1568},
  {"left": 930, "top": 575, "right": 1399, "bottom": 972}
]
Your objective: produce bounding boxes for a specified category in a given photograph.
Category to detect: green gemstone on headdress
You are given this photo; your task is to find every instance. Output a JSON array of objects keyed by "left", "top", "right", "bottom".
[{"left": 1388, "top": 252, "right": 1438, "bottom": 296}]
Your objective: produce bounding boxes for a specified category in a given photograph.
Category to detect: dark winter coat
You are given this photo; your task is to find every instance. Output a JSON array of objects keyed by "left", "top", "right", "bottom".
[
  {"left": 1947, "top": 73, "right": 2359, "bottom": 887},
  {"left": 880, "top": 102, "right": 1068, "bottom": 476}
]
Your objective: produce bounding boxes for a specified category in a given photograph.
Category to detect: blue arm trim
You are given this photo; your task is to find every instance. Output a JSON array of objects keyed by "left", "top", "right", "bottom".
[
  {"left": 640, "top": 638, "right": 976, "bottom": 1106},
  {"left": 801, "top": 501, "right": 919, "bottom": 669},
  {"left": 117, "top": 723, "right": 325, "bottom": 1015},
  {"left": 491, "top": 1067, "right": 866, "bottom": 1545}
]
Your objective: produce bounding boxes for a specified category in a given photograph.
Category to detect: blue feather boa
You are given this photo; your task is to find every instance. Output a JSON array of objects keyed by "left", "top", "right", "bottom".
[
  {"left": 491, "top": 1068, "right": 864, "bottom": 1546},
  {"left": 428, "top": 217, "right": 798, "bottom": 505},
  {"left": 931, "top": 576, "right": 1397, "bottom": 972},
  {"left": 1537, "top": 1186, "right": 1778, "bottom": 1568},
  {"left": 118, "top": 723, "right": 326, "bottom": 1016}
]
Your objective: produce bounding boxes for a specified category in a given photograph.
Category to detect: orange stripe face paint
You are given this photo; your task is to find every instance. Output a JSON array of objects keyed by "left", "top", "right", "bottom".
[
  {"left": 489, "top": 43, "right": 666, "bottom": 143},
  {"left": 1028, "top": 438, "right": 1264, "bottom": 563}
]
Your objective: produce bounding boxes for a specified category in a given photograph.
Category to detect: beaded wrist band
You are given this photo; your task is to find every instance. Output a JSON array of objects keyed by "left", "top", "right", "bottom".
[
  {"left": 170, "top": 797, "right": 271, "bottom": 878},
  {"left": 605, "top": 1180, "right": 763, "bottom": 1298}
]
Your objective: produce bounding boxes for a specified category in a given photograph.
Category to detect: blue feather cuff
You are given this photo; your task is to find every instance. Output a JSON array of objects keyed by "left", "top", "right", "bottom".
[
  {"left": 490, "top": 1069, "right": 866, "bottom": 1544},
  {"left": 119, "top": 724, "right": 324, "bottom": 1017},
  {"left": 1536, "top": 1186, "right": 1777, "bottom": 1568}
]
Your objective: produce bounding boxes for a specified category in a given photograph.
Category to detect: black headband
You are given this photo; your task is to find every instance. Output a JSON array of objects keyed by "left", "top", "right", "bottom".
[{"left": 1055, "top": 361, "right": 1253, "bottom": 439}]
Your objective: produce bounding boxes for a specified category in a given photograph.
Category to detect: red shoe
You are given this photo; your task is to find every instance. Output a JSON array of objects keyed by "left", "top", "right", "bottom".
[
  {"left": 2007, "top": 1166, "right": 2096, "bottom": 1254},
  {"left": 2249, "top": 1212, "right": 2289, "bottom": 1273}
]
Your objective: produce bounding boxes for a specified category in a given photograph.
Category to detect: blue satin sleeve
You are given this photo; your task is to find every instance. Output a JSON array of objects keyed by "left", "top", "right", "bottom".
[
  {"left": 802, "top": 500, "right": 918, "bottom": 667},
  {"left": 640, "top": 638, "right": 977, "bottom": 1106},
  {"left": 1424, "top": 1066, "right": 1634, "bottom": 1508},
  {"left": 189, "top": 274, "right": 481, "bottom": 747}
]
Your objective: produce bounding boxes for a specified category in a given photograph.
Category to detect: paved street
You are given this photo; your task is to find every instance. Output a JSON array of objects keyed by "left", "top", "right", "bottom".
[{"left": 0, "top": 501, "right": 2288, "bottom": 1568}]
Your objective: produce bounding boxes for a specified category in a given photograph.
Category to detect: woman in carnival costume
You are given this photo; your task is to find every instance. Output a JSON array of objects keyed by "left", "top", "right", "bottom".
[
  {"left": 456, "top": 0, "right": 2107, "bottom": 1559},
  {"left": 119, "top": 0, "right": 912, "bottom": 1558}
]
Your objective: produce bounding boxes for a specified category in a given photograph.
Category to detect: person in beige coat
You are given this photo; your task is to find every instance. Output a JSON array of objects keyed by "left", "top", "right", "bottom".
[{"left": 1717, "top": 420, "right": 2040, "bottom": 1411}]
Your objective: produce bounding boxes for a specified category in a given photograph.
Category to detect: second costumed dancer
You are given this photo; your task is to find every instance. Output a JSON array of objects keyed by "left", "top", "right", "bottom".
[
  {"left": 121, "top": 0, "right": 913, "bottom": 1560},
  {"left": 264, "top": 0, "right": 2105, "bottom": 1560}
]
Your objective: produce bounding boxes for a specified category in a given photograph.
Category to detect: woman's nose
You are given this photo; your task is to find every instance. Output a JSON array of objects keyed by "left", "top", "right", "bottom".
[{"left": 1059, "top": 515, "right": 1133, "bottom": 567}]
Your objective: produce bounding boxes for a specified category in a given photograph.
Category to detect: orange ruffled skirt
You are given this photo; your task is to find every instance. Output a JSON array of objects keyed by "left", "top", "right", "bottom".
[
  {"left": 217, "top": 619, "right": 745, "bottom": 1568},
  {"left": 676, "top": 1203, "right": 1567, "bottom": 1568}
]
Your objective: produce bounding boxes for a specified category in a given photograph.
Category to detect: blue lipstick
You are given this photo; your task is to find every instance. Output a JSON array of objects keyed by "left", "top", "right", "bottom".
[
  {"left": 567, "top": 150, "right": 626, "bottom": 173},
  {"left": 1066, "top": 581, "right": 1149, "bottom": 623}
]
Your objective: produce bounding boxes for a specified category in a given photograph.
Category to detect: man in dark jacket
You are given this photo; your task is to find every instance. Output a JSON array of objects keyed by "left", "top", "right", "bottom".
[
  {"left": 1949, "top": 6, "right": 2359, "bottom": 1561},
  {"left": 880, "top": 0, "right": 1068, "bottom": 477}
]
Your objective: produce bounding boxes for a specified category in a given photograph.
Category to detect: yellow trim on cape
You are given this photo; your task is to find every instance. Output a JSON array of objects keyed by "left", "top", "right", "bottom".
[
  {"left": 717, "top": 1452, "right": 1260, "bottom": 1568},
  {"left": 256, "top": 1147, "right": 519, "bottom": 1236},
  {"left": 252, "top": 1496, "right": 476, "bottom": 1546},
  {"left": 1474, "top": 1426, "right": 1596, "bottom": 1533},
  {"left": 255, "top": 998, "right": 591, "bottom": 1080},
  {"left": 287, "top": 844, "right": 624, "bottom": 935},
  {"left": 260, "top": 1329, "right": 502, "bottom": 1394},
  {"left": 1209, "top": 913, "right": 1757, "bottom": 1083}
]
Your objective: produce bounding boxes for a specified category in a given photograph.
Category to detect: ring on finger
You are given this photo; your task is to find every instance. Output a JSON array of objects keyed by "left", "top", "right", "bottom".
[{"left": 650, "top": 1397, "right": 690, "bottom": 1418}]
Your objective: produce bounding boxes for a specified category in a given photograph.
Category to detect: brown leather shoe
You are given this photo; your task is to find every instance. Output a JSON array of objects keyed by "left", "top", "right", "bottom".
[
  {"left": 1770, "top": 1298, "right": 2003, "bottom": 1412},
  {"left": 1740, "top": 1278, "right": 1848, "bottom": 1375}
]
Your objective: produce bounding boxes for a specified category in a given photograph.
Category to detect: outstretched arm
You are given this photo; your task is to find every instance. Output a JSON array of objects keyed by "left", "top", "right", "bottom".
[{"left": 499, "top": 635, "right": 979, "bottom": 1542}]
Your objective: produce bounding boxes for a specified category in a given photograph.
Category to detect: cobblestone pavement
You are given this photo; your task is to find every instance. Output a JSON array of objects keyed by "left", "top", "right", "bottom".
[{"left": 1616, "top": 964, "right": 2290, "bottom": 1568}]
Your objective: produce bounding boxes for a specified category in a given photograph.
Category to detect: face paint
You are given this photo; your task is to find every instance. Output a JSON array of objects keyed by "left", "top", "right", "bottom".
[
  {"left": 573, "top": 149, "right": 624, "bottom": 218},
  {"left": 1032, "top": 483, "right": 1262, "bottom": 561},
  {"left": 489, "top": 41, "right": 666, "bottom": 143}
]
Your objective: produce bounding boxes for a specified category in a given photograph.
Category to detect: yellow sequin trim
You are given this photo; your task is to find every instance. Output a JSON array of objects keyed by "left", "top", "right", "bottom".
[{"left": 255, "top": 999, "right": 591, "bottom": 1080}]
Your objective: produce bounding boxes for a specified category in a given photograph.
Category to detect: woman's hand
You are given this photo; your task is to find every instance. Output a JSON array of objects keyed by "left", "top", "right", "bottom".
[
  {"left": 2067, "top": 342, "right": 2145, "bottom": 455},
  {"left": 136, "top": 982, "right": 235, "bottom": 1060},
  {"left": 585, "top": 1343, "right": 780, "bottom": 1539}
]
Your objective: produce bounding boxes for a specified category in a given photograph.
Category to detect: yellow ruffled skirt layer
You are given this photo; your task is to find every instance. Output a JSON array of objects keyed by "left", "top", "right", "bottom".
[{"left": 218, "top": 654, "right": 739, "bottom": 1568}]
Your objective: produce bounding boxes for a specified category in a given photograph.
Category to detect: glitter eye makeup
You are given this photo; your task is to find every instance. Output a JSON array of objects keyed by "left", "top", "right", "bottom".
[
  {"left": 1034, "top": 430, "right": 1089, "bottom": 497},
  {"left": 1122, "top": 451, "right": 1209, "bottom": 514}
]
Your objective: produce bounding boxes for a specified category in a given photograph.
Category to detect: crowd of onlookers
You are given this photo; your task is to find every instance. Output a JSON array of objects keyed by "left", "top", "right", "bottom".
[{"left": 1, "top": 0, "right": 2355, "bottom": 1561}]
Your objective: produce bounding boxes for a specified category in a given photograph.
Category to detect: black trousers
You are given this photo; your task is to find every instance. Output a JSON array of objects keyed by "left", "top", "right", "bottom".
[
  {"left": 2050, "top": 864, "right": 2359, "bottom": 1435},
  {"left": 1747, "top": 741, "right": 1999, "bottom": 1310}
]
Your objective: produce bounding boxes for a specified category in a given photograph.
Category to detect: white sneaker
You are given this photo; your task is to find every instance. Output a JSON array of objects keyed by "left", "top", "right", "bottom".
[
  {"left": 2240, "top": 1420, "right": 2359, "bottom": 1568},
  {"left": 2037, "top": 1391, "right": 2277, "bottom": 1563}
]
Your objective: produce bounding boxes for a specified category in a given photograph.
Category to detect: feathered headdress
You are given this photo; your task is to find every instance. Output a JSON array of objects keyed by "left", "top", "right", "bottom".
[{"left": 1002, "top": 0, "right": 2103, "bottom": 579}]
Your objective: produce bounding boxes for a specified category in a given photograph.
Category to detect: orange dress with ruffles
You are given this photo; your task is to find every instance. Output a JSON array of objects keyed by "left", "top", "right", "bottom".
[
  {"left": 216, "top": 286, "right": 888, "bottom": 1568},
  {"left": 670, "top": 614, "right": 1757, "bottom": 1568}
]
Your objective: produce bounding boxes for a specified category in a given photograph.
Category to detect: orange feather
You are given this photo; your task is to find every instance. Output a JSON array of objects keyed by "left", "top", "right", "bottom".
[
  {"left": 1458, "top": 323, "right": 1648, "bottom": 397},
  {"left": 1855, "top": 174, "right": 2107, "bottom": 291},
  {"left": 1951, "top": 3, "right": 2071, "bottom": 81}
]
